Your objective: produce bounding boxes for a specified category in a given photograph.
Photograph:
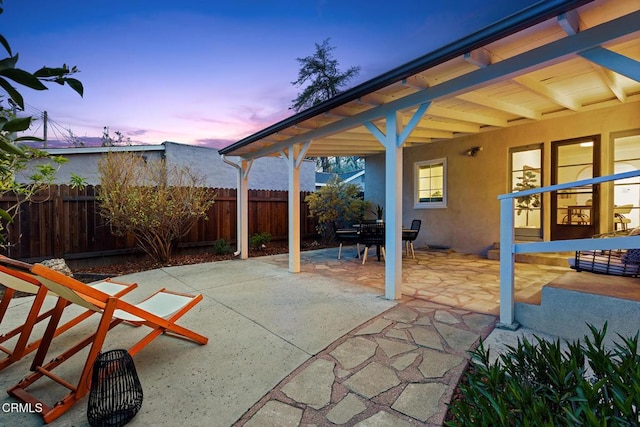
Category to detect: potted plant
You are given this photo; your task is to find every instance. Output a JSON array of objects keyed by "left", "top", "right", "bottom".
[{"left": 514, "top": 168, "right": 540, "bottom": 227}]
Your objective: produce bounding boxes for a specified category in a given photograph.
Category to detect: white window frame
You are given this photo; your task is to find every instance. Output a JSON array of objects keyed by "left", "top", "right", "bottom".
[{"left": 414, "top": 158, "right": 447, "bottom": 209}]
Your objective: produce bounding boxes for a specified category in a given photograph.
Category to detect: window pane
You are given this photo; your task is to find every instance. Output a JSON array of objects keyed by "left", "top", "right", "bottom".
[{"left": 415, "top": 159, "right": 446, "bottom": 207}]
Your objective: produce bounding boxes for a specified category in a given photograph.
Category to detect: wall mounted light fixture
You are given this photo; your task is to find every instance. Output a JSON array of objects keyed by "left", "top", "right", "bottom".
[{"left": 464, "top": 146, "right": 483, "bottom": 157}]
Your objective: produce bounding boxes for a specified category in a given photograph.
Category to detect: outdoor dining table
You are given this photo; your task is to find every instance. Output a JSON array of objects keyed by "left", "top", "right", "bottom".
[{"left": 348, "top": 223, "right": 418, "bottom": 261}]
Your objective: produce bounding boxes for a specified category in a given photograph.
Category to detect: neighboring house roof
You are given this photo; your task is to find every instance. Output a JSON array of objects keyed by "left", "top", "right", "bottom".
[
  {"left": 316, "top": 170, "right": 365, "bottom": 186},
  {"left": 39, "top": 144, "right": 165, "bottom": 155},
  {"left": 219, "top": 0, "right": 639, "bottom": 159},
  {"left": 18, "top": 141, "right": 316, "bottom": 191}
]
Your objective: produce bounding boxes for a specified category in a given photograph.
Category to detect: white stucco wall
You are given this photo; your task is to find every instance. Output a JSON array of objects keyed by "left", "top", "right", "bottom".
[
  {"left": 365, "top": 102, "right": 640, "bottom": 255},
  {"left": 14, "top": 146, "right": 165, "bottom": 185},
  {"left": 164, "top": 142, "right": 315, "bottom": 191},
  {"left": 16, "top": 142, "right": 315, "bottom": 191}
]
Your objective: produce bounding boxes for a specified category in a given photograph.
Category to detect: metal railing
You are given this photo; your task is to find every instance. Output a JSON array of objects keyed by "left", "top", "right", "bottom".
[{"left": 497, "top": 169, "right": 640, "bottom": 328}]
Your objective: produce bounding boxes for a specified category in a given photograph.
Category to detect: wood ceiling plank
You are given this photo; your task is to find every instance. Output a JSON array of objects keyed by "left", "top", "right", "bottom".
[
  {"left": 457, "top": 91, "right": 541, "bottom": 119},
  {"left": 427, "top": 104, "right": 508, "bottom": 127}
]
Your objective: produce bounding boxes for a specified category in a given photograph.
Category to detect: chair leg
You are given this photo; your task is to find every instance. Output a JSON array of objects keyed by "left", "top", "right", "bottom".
[
  {"left": 338, "top": 243, "right": 343, "bottom": 260},
  {"left": 410, "top": 242, "right": 415, "bottom": 259},
  {"left": 356, "top": 243, "right": 361, "bottom": 259},
  {"left": 362, "top": 247, "right": 369, "bottom": 265},
  {"left": 381, "top": 246, "right": 386, "bottom": 261}
]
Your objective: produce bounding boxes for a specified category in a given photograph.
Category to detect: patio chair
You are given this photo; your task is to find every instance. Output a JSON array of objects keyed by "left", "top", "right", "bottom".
[
  {"left": 568, "top": 227, "right": 640, "bottom": 278},
  {"left": 614, "top": 204, "right": 633, "bottom": 231},
  {"left": 7, "top": 262, "right": 208, "bottom": 424},
  {"left": 402, "top": 219, "right": 422, "bottom": 259},
  {"left": 358, "top": 222, "right": 385, "bottom": 264},
  {"left": 0, "top": 257, "right": 137, "bottom": 372},
  {"left": 333, "top": 222, "right": 360, "bottom": 260}
]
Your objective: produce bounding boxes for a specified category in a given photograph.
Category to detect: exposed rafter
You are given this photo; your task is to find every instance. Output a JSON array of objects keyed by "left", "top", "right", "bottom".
[
  {"left": 513, "top": 75, "right": 583, "bottom": 111},
  {"left": 558, "top": 10, "right": 580, "bottom": 35},
  {"left": 464, "top": 48, "right": 492, "bottom": 68},
  {"left": 593, "top": 67, "right": 627, "bottom": 102}
]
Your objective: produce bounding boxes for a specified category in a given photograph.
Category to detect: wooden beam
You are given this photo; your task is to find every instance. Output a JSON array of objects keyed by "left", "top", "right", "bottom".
[
  {"left": 513, "top": 75, "right": 582, "bottom": 111},
  {"left": 464, "top": 48, "right": 492, "bottom": 68},
  {"left": 579, "top": 47, "right": 640, "bottom": 83},
  {"left": 593, "top": 67, "right": 627, "bottom": 103},
  {"left": 558, "top": 10, "right": 580, "bottom": 36}
]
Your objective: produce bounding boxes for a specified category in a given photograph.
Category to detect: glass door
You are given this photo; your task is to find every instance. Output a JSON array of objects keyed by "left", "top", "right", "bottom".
[
  {"left": 613, "top": 132, "right": 640, "bottom": 231},
  {"left": 510, "top": 144, "right": 542, "bottom": 240},
  {"left": 551, "top": 137, "right": 599, "bottom": 240}
]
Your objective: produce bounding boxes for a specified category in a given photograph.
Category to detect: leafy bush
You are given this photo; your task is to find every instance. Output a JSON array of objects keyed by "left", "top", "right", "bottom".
[
  {"left": 249, "top": 232, "right": 271, "bottom": 250},
  {"left": 305, "top": 176, "right": 368, "bottom": 242},
  {"left": 446, "top": 324, "right": 640, "bottom": 426},
  {"left": 97, "top": 152, "right": 215, "bottom": 263},
  {"left": 211, "top": 239, "right": 232, "bottom": 255}
]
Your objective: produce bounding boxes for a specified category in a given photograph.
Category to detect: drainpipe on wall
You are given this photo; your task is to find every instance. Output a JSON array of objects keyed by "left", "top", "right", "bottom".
[{"left": 221, "top": 155, "right": 242, "bottom": 257}]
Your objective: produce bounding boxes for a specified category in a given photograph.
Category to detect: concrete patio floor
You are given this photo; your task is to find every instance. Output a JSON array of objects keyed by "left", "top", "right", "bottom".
[{"left": 0, "top": 248, "right": 569, "bottom": 426}]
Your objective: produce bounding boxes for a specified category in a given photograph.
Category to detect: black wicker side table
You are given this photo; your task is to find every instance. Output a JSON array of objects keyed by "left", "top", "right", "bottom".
[{"left": 87, "top": 349, "right": 143, "bottom": 427}]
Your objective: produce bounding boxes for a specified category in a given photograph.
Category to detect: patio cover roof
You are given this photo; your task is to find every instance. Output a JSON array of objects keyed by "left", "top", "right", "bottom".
[
  {"left": 219, "top": 0, "right": 640, "bottom": 318},
  {"left": 220, "top": 0, "right": 640, "bottom": 159}
]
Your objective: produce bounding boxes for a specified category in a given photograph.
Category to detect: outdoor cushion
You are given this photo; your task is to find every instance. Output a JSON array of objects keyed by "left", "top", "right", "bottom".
[
  {"left": 621, "top": 248, "right": 640, "bottom": 265},
  {"left": 569, "top": 250, "right": 640, "bottom": 278}
]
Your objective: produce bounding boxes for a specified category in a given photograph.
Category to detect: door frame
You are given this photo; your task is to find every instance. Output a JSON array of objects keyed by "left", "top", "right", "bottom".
[
  {"left": 550, "top": 135, "right": 601, "bottom": 240},
  {"left": 509, "top": 143, "right": 543, "bottom": 241}
]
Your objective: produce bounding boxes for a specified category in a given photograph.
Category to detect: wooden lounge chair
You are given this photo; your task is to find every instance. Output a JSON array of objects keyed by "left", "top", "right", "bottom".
[
  {"left": 0, "top": 257, "right": 137, "bottom": 372},
  {"left": 7, "top": 262, "right": 208, "bottom": 424}
]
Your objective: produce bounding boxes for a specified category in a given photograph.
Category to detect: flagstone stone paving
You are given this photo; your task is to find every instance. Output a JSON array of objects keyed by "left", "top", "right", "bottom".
[
  {"left": 234, "top": 247, "right": 569, "bottom": 426},
  {"left": 261, "top": 247, "right": 570, "bottom": 315},
  {"left": 234, "top": 299, "right": 496, "bottom": 426}
]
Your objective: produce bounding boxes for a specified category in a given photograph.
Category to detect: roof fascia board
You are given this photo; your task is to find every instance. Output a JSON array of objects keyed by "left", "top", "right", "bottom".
[
  {"left": 237, "top": 9, "right": 639, "bottom": 160},
  {"left": 344, "top": 170, "right": 365, "bottom": 183},
  {"left": 41, "top": 145, "right": 165, "bottom": 155},
  {"left": 219, "top": 0, "right": 594, "bottom": 155}
]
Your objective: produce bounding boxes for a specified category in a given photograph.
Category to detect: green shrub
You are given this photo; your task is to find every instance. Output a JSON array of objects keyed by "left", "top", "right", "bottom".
[
  {"left": 250, "top": 232, "right": 271, "bottom": 250},
  {"left": 305, "top": 176, "right": 368, "bottom": 242},
  {"left": 211, "top": 239, "right": 232, "bottom": 255},
  {"left": 447, "top": 324, "right": 640, "bottom": 426}
]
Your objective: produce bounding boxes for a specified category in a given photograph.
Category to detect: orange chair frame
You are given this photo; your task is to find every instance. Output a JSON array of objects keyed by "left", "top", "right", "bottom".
[{"left": 7, "top": 263, "right": 208, "bottom": 424}]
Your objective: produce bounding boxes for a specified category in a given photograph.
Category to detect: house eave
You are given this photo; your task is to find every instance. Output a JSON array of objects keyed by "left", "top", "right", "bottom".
[{"left": 219, "top": 0, "right": 595, "bottom": 157}]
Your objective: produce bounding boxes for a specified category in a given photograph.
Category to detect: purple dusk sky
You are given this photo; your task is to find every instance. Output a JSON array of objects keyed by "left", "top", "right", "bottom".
[{"left": 3, "top": 0, "right": 539, "bottom": 149}]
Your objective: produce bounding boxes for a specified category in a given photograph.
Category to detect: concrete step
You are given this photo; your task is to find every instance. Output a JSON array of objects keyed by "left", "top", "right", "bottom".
[
  {"left": 487, "top": 247, "right": 573, "bottom": 267},
  {"left": 514, "top": 272, "right": 640, "bottom": 344}
]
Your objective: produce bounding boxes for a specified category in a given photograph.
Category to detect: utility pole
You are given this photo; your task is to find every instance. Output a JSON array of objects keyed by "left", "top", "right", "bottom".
[{"left": 43, "top": 111, "right": 48, "bottom": 148}]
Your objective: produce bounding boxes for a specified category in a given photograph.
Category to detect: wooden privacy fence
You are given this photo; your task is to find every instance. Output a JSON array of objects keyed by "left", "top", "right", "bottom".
[{"left": 0, "top": 185, "right": 318, "bottom": 261}]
